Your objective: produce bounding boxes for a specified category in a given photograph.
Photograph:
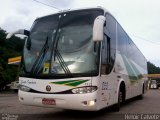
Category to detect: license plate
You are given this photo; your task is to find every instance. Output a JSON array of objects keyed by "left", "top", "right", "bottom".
[{"left": 42, "top": 98, "right": 56, "bottom": 105}]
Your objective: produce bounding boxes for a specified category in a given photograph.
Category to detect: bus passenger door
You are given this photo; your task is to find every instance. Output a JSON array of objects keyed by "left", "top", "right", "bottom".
[{"left": 100, "top": 34, "right": 115, "bottom": 106}]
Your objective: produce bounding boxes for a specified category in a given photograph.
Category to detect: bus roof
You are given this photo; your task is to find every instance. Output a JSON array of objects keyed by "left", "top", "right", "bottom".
[{"left": 35, "top": 6, "right": 110, "bottom": 21}]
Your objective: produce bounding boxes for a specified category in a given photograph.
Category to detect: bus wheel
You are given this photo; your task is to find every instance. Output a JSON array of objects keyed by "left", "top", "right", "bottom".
[
  {"left": 138, "top": 94, "right": 143, "bottom": 100},
  {"left": 113, "top": 89, "right": 122, "bottom": 112}
]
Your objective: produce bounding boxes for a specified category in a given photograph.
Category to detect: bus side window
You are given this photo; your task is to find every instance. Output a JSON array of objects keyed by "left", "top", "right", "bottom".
[
  {"left": 101, "top": 34, "right": 111, "bottom": 74},
  {"left": 106, "top": 36, "right": 111, "bottom": 64},
  {"left": 101, "top": 14, "right": 116, "bottom": 75}
]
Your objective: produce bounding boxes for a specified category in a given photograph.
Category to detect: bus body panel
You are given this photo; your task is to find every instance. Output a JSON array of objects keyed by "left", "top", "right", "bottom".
[
  {"left": 115, "top": 52, "right": 146, "bottom": 98},
  {"left": 18, "top": 90, "right": 99, "bottom": 111}
]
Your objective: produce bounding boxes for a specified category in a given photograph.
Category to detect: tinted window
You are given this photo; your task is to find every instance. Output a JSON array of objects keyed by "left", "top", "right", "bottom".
[
  {"left": 117, "top": 23, "right": 147, "bottom": 70},
  {"left": 101, "top": 14, "right": 116, "bottom": 74},
  {"left": 117, "top": 23, "right": 128, "bottom": 55},
  {"left": 128, "top": 38, "right": 146, "bottom": 69}
]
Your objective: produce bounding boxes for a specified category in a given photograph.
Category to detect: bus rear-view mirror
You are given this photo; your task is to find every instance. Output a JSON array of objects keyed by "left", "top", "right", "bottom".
[
  {"left": 93, "top": 15, "right": 105, "bottom": 42},
  {"left": 6, "top": 29, "right": 30, "bottom": 39}
]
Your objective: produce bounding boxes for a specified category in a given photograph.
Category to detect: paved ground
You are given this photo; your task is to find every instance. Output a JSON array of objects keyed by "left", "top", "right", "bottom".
[{"left": 0, "top": 89, "right": 160, "bottom": 120}]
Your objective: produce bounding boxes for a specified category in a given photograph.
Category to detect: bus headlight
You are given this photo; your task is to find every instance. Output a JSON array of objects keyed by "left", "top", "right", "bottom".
[
  {"left": 72, "top": 86, "right": 97, "bottom": 94},
  {"left": 18, "top": 85, "right": 31, "bottom": 92}
]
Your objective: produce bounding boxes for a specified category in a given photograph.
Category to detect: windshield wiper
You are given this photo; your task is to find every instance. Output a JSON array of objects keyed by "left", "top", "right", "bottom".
[
  {"left": 54, "top": 48, "right": 71, "bottom": 75},
  {"left": 52, "top": 31, "right": 71, "bottom": 75},
  {"left": 31, "top": 37, "right": 49, "bottom": 74}
]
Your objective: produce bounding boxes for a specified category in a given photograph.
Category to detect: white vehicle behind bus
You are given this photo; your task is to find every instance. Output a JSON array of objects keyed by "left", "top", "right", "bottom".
[
  {"left": 10, "top": 81, "right": 19, "bottom": 92},
  {"left": 6, "top": 7, "right": 148, "bottom": 111},
  {"left": 150, "top": 80, "right": 158, "bottom": 89}
]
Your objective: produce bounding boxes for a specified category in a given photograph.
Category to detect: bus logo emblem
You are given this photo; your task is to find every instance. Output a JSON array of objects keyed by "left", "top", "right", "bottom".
[{"left": 46, "top": 85, "right": 51, "bottom": 92}]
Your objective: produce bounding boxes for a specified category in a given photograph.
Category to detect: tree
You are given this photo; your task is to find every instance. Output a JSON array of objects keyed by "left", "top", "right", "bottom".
[
  {"left": 147, "top": 61, "right": 160, "bottom": 74},
  {"left": 0, "top": 27, "right": 24, "bottom": 91},
  {"left": 147, "top": 61, "right": 160, "bottom": 85}
]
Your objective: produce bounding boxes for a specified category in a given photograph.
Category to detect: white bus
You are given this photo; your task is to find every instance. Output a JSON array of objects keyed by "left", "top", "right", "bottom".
[{"left": 7, "top": 7, "right": 148, "bottom": 111}]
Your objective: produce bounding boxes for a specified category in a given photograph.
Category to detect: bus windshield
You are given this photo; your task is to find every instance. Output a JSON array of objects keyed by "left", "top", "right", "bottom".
[{"left": 20, "top": 9, "right": 103, "bottom": 78}]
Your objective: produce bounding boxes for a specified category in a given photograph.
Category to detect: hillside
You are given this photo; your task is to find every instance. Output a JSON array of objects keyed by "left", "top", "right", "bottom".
[{"left": 147, "top": 61, "right": 160, "bottom": 74}]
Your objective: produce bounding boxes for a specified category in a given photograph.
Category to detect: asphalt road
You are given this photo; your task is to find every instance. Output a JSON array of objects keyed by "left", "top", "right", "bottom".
[{"left": 0, "top": 89, "right": 160, "bottom": 120}]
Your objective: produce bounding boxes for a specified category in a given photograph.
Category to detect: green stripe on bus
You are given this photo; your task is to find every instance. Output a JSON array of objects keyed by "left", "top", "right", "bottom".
[
  {"left": 50, "top": 80, "right": 80, "bottom": 85},
  {"left": 129, "top": 60, "right": 143, "bottom": 80},
  {"left": 121, "top": 55, "right": 139, "bottom": 81},
  {"left": 65, "top": 80, "right": 89, "bottom": 86}
]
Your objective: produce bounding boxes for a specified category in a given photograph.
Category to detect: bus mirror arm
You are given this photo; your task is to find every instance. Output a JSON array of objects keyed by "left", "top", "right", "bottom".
[
  {"left": 93, "top": 15, "right": 105, "bottom": 42},
  {"left": 6, "top": 29, "right": 30, "bottom": 39}
]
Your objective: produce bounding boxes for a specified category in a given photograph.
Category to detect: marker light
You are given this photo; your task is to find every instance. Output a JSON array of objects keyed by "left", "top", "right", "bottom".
[
  {"left": 82, "top": 100, "right": 96, "bottom": 106},
  {"left": 88, "top": 100, "right": 95, "bottom": 106}
]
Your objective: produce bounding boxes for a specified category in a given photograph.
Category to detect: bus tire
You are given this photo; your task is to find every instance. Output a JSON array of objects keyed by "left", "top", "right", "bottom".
[
  {"left": 138, "top": 94, "right": 143, "bottom": 100},
  {"left": 113, "top": 89, "right": 122, "bottom": 112}
]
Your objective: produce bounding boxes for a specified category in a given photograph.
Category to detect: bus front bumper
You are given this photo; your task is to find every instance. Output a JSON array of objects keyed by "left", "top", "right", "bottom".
[{"left": 18, "top": 90, "right": 99, "bottom": 111}]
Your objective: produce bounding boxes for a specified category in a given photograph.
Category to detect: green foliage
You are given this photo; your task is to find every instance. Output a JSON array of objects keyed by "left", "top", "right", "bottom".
[
  {"left": 147, "top": 61, "right": 160, "bottom": 83},
  {"left": 147, "top": 61, "right": 160, "bottom": 74},
  {"left": 0, "top": 27, "right": 24, "bottom": 91}
]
